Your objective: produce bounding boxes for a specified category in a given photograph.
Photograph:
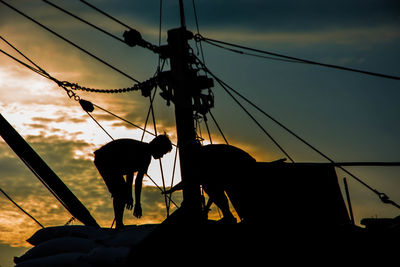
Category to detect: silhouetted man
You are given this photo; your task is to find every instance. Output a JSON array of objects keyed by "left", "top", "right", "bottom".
[
  {"left": 94, "top": 134, "right": 172, "bottom": 229},
  {"left": 165, "top": 142, "right": 256, "bottom": 224}
]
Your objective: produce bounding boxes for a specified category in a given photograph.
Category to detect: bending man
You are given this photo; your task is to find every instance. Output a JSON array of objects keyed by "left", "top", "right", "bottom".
[
  {"left": 165, "top": 142, "right": 256, "bottom": 224},
  {"left": 94, "top": 134, "right": 172, "bottom": 229}
]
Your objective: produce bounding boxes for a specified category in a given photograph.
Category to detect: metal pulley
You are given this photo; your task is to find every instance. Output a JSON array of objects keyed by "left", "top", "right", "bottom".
[
  {"left": 79, "top": 99, "right": 94, "bottom": 113},
  {"left": 123, "top": 29, "right": 143, "bottom": 47}
]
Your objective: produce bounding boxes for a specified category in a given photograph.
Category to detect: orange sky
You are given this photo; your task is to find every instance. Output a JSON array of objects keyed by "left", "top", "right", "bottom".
[{"left": 1, "top": 1, "right": 400, "bottom": 266}]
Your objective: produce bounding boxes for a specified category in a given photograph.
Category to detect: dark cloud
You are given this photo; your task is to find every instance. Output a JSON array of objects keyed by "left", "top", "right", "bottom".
[
  {"left": 1, "top": 1, "right": 399, "bottom": 258},
  {"left": 189, "top": 0, "right": 400, "bottom": 31},
  {"left": 78, "top": 0, "right": 400, "bottom": 33},
  {"left": 1, "top": 132, "right": 179, "bottom": 224}
]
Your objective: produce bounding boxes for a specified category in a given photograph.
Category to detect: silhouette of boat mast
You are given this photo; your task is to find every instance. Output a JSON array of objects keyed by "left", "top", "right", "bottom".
[{"left": 1, "top": 0, "right": 400, "bottom": 244}]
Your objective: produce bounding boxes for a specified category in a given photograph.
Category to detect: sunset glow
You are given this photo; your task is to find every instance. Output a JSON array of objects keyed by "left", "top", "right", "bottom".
[{"left": 1, "top": 1, "right": 399, "bottom": 266}]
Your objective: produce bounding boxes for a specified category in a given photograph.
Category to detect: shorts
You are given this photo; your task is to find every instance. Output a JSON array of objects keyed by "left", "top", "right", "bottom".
[{"left": 94, "top": 154, "right": 127, "bottom": 198}]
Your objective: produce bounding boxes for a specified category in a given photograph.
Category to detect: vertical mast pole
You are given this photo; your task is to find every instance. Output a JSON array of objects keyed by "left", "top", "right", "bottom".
[
  {"left": 167, "top": 0, "right": 202, "bottom": 221},
  {"left": 179, "top": 0, "right": 186, "bottom": 28}
]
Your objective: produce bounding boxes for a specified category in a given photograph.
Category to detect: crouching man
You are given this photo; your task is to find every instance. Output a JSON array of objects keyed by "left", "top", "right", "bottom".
[{"left": 94, "top": 134, "right": 172, "bottom": 229}]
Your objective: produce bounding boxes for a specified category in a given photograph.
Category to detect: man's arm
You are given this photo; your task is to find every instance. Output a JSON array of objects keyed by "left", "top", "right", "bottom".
[
  {"left": 126, "top": 173, "right": 134, "bottom": 210},
  {"left": 162, "top": 180, "right": 186, "bottom": 194},
  {"left": 133, "top": 170, "right": 144, "bottom": 218}
]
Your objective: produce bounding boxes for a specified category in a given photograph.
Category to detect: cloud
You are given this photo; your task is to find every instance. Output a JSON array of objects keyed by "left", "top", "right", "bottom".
[
  {"left": 202, "top": 25, "right": 400, "bottom": 47},
  {"left": 0, "top": 131, "right": 181, "bottom": 247},
  {"left": 1, "top": 0, "right": 399, "bottom": 255},
  {"left": 190, "top": 0, "right": 400, "bottom": 31}
]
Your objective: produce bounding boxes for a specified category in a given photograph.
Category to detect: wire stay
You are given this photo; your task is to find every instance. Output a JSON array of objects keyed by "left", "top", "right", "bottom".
[
  {"left": 79, "top": 0, "right": 133, "bottom": 30},
  {"left": 200, "top": 60, "right": 400, "bottom": 209},
  {"left": 0, "top": 0, "right": 139, "bottom": 83},
  {"left": 0, "top": 186, "right": 45, "bottom": 228},
  {"left": 198, "top": 34, "right": 400, "bottom": 81},
  {"left": 42, "top": 0, "right": 126, "bottom": 44}
]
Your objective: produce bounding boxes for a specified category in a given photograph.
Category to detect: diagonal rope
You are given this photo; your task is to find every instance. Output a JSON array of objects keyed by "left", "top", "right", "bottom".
[
  {"left": 200, "top": 60, "right": 400, "bottom": 209},
  {"left": 198, "top": 34, "right": 400, "bottom": 81},
  {"left": 167, "top": 146, "right": 179, "bottom": 211},
  {"left": 42, "top": 0, "right": 125, "bottom": 44},
  {"left": 0, "top": 48, "right": 50, "bottom": 79},
  {"left": 146, "top": 174, "right": 179, "bottom": 208},
  {"left": 79, "top": 0, "right": 133, "bottom": 30},
  {"left": 208, "top": 110, "right": 228, "bottom": 145},
  {"left": 84, "top": 111, "right": 114, "bottom": 141},
  {"left": 213, "top": 74, "right": 295, "bottom": 162},
  {"left": 203, "top": 114, "right": 213, "bottom": 144},
  {"left": 0, "top": 0, "right": 139, "bottom": 83},
  {"left": 0, "top": 186, "right": 45, "bottom": 228},
  {"left": 148, "top": 89, "right": 170, "bottom": 217},
  {"left": 92, "top": 103, "right": 157, "bottom": 138}
]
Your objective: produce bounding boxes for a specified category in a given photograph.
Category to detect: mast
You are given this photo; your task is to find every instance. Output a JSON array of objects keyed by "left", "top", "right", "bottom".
[
  {"left": 124, "top": 0, "right": 214, "bottom": 222},
  {"left": 168, "top": 0, "right": 202, "bottom": 221},
  {"left": 179, "top": 0, "right": 186, "bottom": 28},
  {"left": 168, "top": 27, "right": 202, "bottom": 221}
]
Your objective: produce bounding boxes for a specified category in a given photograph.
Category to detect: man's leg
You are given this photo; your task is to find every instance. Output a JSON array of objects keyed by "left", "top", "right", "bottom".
[
  {"left": 113, "top": 195, "right": 125, "bottom": 229},
  {"left": 112, "top": 177, "right": 128, "bottom": 230},
  {"left": 204, "top": 185, "right": 236, "bottom": 223},
  {"left": 95, "top": 160, "right": 127, "bottom": 229}
]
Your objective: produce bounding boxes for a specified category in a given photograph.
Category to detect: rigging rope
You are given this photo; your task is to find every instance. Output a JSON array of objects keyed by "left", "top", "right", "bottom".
[
  {"left": 141, "top": 61, "right": 166, "bottom": 141},
  {"left": 200, "top": 36, "right": 303, "bottom": 63},
  {"left": 141, "top": 88, "right": 158, "bottom": 141},
  {"left": 192, "top": 0, "right": 207, "bottom": 67},
  {"left": 1, "top": 33, "right": 153, "bottom": 107},
  {"left": 0, "top": 47, "right": 136, "bottom": 93},
  {"left": 167, "top": 147, "right": 179, "bottom": 211},
  {"left": 147, "top": 88, "right": 170, "bottom": 216},
  {"left": 78, "top": 91, "right": 178, "bottom": 212},
  {"left": 200, "top": 60, "right": 400, "bottom": 210},
  {"left": 0, "top": 0, "right": 139, "bottom": 83},
  {"left": 80, "top": 99, "right": 180, "bottom": 211},
  {"left": 42, "top": 0, "right": 125, "bottom": 44},
  {"left": 196, "top": 34, "right": 400, "bottom": 81},
  {"left": 145, "top": 174, "right": 179, "bottom": 208},
  {"left": 0, "top": 36, "right": 50, "bottom": 76},
  {"left": 158, "top": 0, "right": 163, "bottom": 54},
  {"left": 79, "top": 0, "right": 133, "bottom": 30},
  {"left": 208, "top": 110, "right": 229, "bottom": 145},
  {"left": 3, "top": 1, "right": 398, "bottom": 212},
  {"left": 18, "top": 156, "right": 86, "bottom": 226},
  {"left": 92, "top": 103, "right": 159, "bottom": 139},
  {"left": 193, "top": 56, "right": 294, "bottom": 161},
  {"left": 65, "top": 217, "right": 76, "bottom": 226},
  {"left": 1, "top": 35, "right": 178, "bottom": 221},
  {"left": 1, "top": 35, "right": 179, "bottom": 148},
  {"left": 203, "top": 114, "right": 213, "bottom": 144},
  {"left": 85, "top": 110, "right": 114, "bottom": 141},
  {"left": 220, "top": 78, "right": 295, "bottom": 162},
  {"left": 0, "top": 186, "right": 45, "bottom": 228},
  {"left": 0, "top": 48, "right": 49, "bottom": 79}
]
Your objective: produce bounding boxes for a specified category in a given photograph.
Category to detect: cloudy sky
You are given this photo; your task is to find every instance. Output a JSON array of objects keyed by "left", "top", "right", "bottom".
[{"left": 0, "top": 0, "right": 399, "bottom": 265}]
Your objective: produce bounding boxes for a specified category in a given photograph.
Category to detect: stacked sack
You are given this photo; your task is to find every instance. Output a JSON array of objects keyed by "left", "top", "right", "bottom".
[{"left": 14, "top": 224, "right": 157, "bottom": 267}]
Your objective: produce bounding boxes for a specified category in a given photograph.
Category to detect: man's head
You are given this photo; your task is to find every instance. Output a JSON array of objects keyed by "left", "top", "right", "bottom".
[{"left": 149, "top": 134, "right": 173, "bottom": 159}]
